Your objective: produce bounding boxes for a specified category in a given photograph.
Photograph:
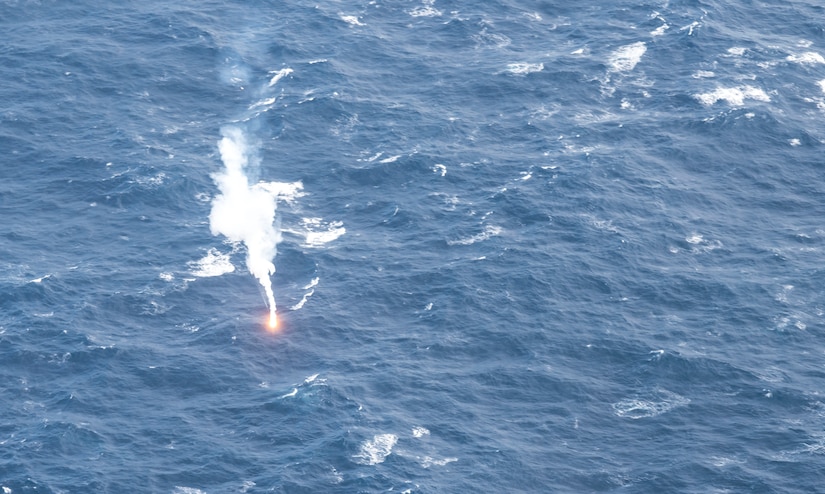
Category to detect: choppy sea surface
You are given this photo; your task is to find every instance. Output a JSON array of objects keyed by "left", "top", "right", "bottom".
[{"left": 3, "top": 1, "right": 825, "bottom": 492}]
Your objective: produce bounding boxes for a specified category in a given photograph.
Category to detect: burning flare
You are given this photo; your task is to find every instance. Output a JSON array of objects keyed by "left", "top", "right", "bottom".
[{"left": 209, "top": 126, "right": 282, "bottom": 326}]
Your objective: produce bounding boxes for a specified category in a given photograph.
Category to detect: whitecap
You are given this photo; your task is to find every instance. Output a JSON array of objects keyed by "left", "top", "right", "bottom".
[
  {"left": 248, "top": 96, "right": 277, "bottom": 110},
  {"left": 340, "top": 14, "right": 365, "bottom": 26},
  {"left": 359, "top": 152, "right": 383, "bottom": 162},
  {"left": 650, "top": 23, "right": 669, "bottom": 37},
  {"left": 290, "top": 288, "right": 315, "bottom": 310},
  {"left": 506, "top": 62, "right": 544, "bottom": 75},
  {"left": 253, "top": 180, "right": 305, "bottom": 204},
  {"left": 433, "top": 164, "right": 446, "bottom": 176},
  {"left": 774, "top": 315, "right": 806, "bottom": 331},
  {"left": 302, "top": 277, "right": 320, "bottom": 290},
  {"left": 188, "top": 248, "right": 235, "bottom": 278},
  {"left": 754, "top": 366, "right": 786, "bottom": 383},
  {"left": 420, "top": 456, "right": 458, "bottom": 468},
  {"left": 291, "top": 277, "right": 321, "bottom": 311},
  {"left": 775, "top": 432, "right": 825, "bottom": 460},
  {"left": 267, "top": 68, "right": 293, "bottom": 87},
  {"left": 409, "top": 0, "right": 441, "bottom": 17},
  {"left": 710, "top": 456, "right": 745, "bottom": 468},
  {"left": 612, "top": 389, "right": 689, "bottom": 419},
  {"left": 135, "top": 172, "right": 166, "bottom": 187},
  {"left": 473, "top": 28, "right": 511, "bottom": 49},
  {"left": 694, "top": 86, "right": 770, "bottom": 106},
  {"left": 409, "top": 7, "right": 441, "bottom": 17},
  {"left": 177, "top": 323, "right": 199, "bottom": 333},
  {"left": 447, "top": 225, "right": 502, "bottom": 246},
  {"left": 302, "top": 218, "right": 346, "bottom": 248},
  {"left": 684, "top": 233, "right": 722, "bottom": 253},
  {"left": 787, "top": 52, "right": 825, "bottom": 65},
  {"left": 173, "top": 488, "right": 206, "bottom": 494},
  {"left": 775, "top": 285, "right": 794, "bottom": 304},
  {"left": 412, "top": 426, "right": 430, "bottom": 438},
  {"left": 608, "top": 42, "right": 647, "bottom": 72},
  {"left": 681, "top": 21, "right": 700, "bottom": 36},
  {"left": 279, "top": 388, "right": 298, "bottom": 399},
  {"left": 379, "top": 155, "right": 401, "bottom": 163},
  {"left": 354, "top": 434, "right": 398, "bottom": 465},
  {"left": 194, "top": 192, "right": 211, "bottom": 203},
  {"left": 304, "top": 373, "right": 319, "bottom": 384}
]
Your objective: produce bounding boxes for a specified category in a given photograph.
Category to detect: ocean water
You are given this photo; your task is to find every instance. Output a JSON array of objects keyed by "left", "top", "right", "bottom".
[{"left": 2, "top": 1, "right": 825, "bottom": 492}]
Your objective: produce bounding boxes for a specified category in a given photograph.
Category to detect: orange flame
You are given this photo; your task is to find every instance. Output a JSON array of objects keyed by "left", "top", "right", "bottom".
[{"left": 267, "top": 312, "right": 278, "bottom": 332}]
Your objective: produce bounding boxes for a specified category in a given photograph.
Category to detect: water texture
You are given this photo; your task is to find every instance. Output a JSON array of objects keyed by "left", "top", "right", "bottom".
[{"left": 2, "top": 1, "right": 825, "bottom": 492}]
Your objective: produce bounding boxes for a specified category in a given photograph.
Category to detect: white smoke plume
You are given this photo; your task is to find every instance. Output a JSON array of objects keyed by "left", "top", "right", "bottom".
[{"left": 209, "top": 126, "right": 281, "bottom": 327}]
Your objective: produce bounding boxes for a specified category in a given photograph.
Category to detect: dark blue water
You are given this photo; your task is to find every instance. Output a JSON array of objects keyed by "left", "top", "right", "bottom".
[{"left": 3, "top": 1, "right": 825, "bottom": 492}]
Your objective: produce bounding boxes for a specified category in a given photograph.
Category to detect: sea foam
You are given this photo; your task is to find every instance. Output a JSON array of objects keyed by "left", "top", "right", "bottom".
[
  {"left": 694, "top": 86, "right": 770, "bottom": 106},
  {"left": 608, "top": 42, "right": 647, "bottom": 72},
  {"left": 354, "top": 434, "right": 398, "bottom": 465},
  {"left": 612, "top": 389, "right": 690, "bottom": 419},
  {"left": 189, "top": 248, "right": 235, "bottom": 278}
]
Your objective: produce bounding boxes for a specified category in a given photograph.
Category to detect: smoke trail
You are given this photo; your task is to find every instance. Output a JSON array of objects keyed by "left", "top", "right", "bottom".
[{"left": 209, "top": 126, "right": 281, "bottom": 328}]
